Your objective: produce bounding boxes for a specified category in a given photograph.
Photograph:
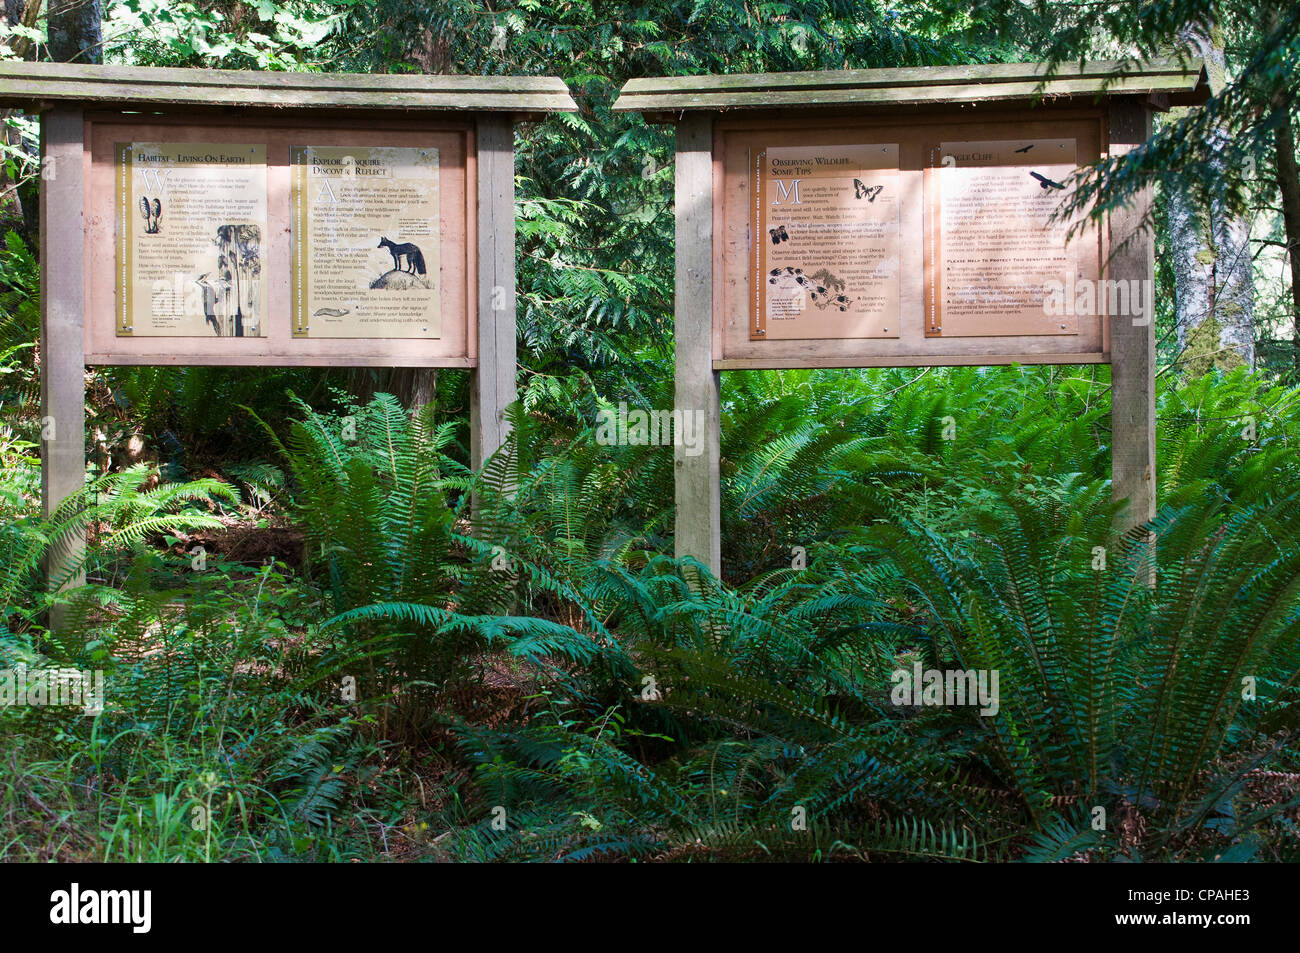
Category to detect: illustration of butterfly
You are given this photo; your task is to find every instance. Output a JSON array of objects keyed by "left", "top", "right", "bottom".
[{"left": 853, "top": 179, "right": 883, "bottom": 202}]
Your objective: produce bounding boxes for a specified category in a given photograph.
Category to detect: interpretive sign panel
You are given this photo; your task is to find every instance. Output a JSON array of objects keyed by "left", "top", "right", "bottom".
[
  {"left": 925, "top": 139, "right": 1080, "bottom": 338},
  {"left": 751, "top": 143, "right": 900, "bottom": 341},
  {"left": 85, "top": 118, "right": 476, "bottom": 367},
  {"left": 115, "top": 142, "right": 268, "bottom": 337},
  {"left": 290, "top": 145, "right": 441, "bottom": 339},
  {"left": 713, "top": 114, "right": 1107, "bottom": 368}
]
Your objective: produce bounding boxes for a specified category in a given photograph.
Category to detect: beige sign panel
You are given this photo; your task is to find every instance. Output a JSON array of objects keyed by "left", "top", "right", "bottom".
[
  {"left": 926, "top": 139, "right": 1080, "bottom": 337},
  {"left": 290, "top": 145, "right": 441, "bottom": 339},
  {"left": 116, "top": 142, "right": 268, "bottom": 337},
  {"left": 752, "top": 143, "right": 900, "bottom": 340}
]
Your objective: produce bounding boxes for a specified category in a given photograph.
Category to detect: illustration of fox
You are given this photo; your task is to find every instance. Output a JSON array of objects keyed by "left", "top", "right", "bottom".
[{"left": 378, "top": 237, "right": 427, "bottom": 275}]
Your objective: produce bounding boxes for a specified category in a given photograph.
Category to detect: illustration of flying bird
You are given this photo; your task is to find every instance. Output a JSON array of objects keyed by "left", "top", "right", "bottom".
[
  {"left": 1014, "top": 144, "right": 1034, "bottom": 153},
  {"left": 1030, "top": 171, "right": 1065, "bottom": 190}
]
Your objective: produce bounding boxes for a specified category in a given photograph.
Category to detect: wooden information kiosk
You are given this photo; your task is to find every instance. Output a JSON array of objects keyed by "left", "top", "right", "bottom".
[{"left": 615, "top": 60, "right": 1209, "bottom": 575}]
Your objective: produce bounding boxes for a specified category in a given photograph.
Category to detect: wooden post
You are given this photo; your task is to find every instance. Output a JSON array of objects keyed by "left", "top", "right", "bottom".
[
  {"left": 40, "top": 108, "right": 87, "bottom": 628},
  {"left": 1108, "top": 98, "right": 1158, "bottom": 538},
  {"left": 673, "top": 114, "right": 721, "bottom": 578},
  {"left": 470, "top": 114, "right": 518, "bottom": 479}
]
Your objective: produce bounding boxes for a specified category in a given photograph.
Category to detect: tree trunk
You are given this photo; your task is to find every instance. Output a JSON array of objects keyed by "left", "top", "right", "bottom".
[
  {"left": 1168, "top": 22, "right": 1255, "bottom": 374},
  {"left": 46, "top": 0, "right": 103, "bottom": 63},
  {"left": 0, "top": 0, "right": 43, "bottom": 239},
  {"left": 343, "top": 367, "right": 438, "bottom": 417},
  {"left": 1274, "top": 97, "right": 1300, "bottom": 378},
  {"left": 390, "top": 367, "right": 438, "bottom": 416}
]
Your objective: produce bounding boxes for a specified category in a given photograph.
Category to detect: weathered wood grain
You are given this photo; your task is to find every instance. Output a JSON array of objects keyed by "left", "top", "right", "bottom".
[
  {"left": 616, "top": 59, "right": 1207, "bottom": 112},
  {"left": 40, "top": 108, "right": 87, "bottom": 632},
  {"left": 470, "top": 115, "right": 517, "bottom": 474},
  {"left": 1107, "top": 97, "right": 1158, "bottom": 538},
  {"left": 0, "top": 62, "right": 578, "bottom": 113},
  {"left": 674, "top": 114, "right": 721, "bottom": 578}
]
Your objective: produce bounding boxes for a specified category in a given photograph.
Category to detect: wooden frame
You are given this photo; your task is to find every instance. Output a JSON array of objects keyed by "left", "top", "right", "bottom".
[
  {"left": 470, "top": 114, "right": 518, "bottom": 473},
  {"left": 1108, "top": 99, "right": 1158, "bottom": 530},
  {"left": 40, "top": 109, "right": 87, "bottom": 626},
  {"left": 674, "top": 115, "right": 721, "bottom": 574},
  {"left": 617, "top": 57, "right": 1208, "bottom": 115},
  {"left": 616, "top": 60, "right": 1207, "bottom": 576},
  {"left": 0, "top": 61, "right": 575, "bottom": 114},
  {"left": 11, "top": 64, "right": 576, "bottom": 625}
]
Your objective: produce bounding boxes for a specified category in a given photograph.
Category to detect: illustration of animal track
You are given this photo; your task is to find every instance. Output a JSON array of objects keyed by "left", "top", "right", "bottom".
[{"left": 767, "top": 266, "right": 853, "bottom": 312}]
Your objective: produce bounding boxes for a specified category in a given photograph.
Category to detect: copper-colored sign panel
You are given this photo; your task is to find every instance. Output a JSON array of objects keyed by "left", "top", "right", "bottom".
[
  {"left": 925, "top": 139, "right": 1081, "bottom": 337},
  {"left": 751, "top": 143, "right": 900, "bottom": 341}
]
